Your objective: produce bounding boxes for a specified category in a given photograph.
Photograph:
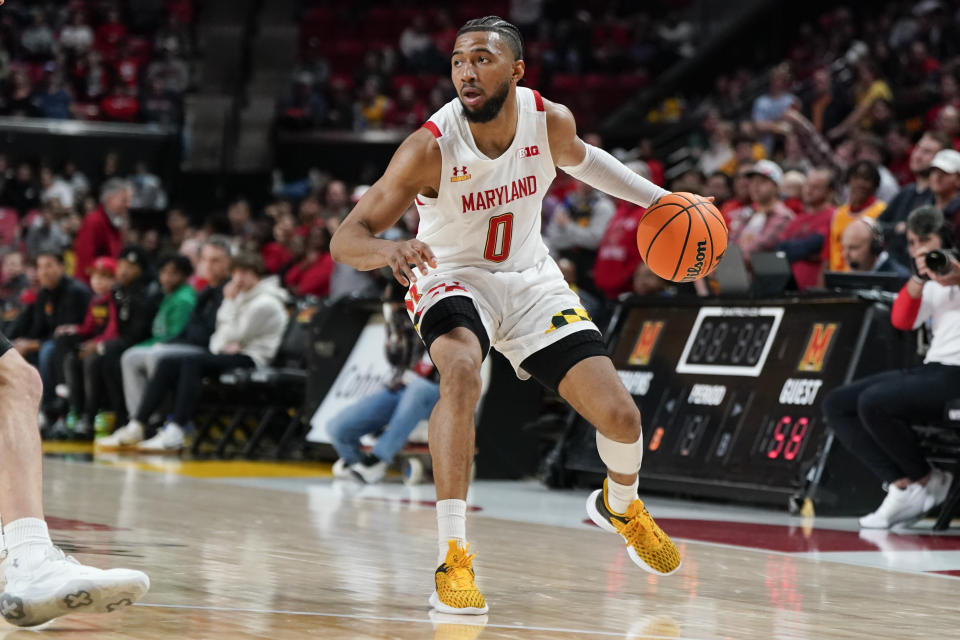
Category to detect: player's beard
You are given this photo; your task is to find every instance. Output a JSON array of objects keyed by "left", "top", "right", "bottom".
[{"left": 460, "top": 79, "right": 511, "bottom": 123}]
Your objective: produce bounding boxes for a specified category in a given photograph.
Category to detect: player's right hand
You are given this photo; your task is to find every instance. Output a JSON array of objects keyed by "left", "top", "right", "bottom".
[{"left": 386, "top": 239, "right": 437, "bottom": 287}]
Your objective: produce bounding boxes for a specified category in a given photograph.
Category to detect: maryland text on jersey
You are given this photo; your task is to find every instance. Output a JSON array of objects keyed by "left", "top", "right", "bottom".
[{"left": 460, "top": 175, "right": 538, "bottom": 213}]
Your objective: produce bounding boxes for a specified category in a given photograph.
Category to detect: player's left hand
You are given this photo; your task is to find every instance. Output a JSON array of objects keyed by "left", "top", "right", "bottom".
[{"left": 384, "top": 238, "right": 437, "bottom": 286}]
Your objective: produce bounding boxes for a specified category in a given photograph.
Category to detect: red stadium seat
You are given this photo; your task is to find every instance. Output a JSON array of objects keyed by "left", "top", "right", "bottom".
[
  {"left": 302, "top": 7, "right": 335, "bottom": 29},
  {"left": 127, "top": 37, "right": 152, "bottom": 64},
  {"left": 418, "top": 75, "right": 445, "bottom": 92},
  {"left": 550, "top": 74, "right": 584, "bottom": 93},
  {"left": 328, "top": 72, "right": 355, "bottom": 91},
  {"left": 391, "top": 75, "right": 419, "bottom": 93}
]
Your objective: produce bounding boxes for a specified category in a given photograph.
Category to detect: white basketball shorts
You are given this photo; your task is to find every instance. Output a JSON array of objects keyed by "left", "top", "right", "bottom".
[{"left": 404, "top": 257, "right": 601, "bottom": 381}]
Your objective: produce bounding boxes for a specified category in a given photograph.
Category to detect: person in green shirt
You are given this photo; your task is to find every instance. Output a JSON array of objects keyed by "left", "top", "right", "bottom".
[{"left": 118, "top": 253, "right": 196, "bottom": 423}]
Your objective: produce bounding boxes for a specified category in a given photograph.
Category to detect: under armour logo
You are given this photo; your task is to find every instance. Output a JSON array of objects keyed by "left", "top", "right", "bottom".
[
  {"left": 106, "top": 598, "right": 132, "bottom": 612},
  {"left": 450, "top": 165, "right": 472, "bottom": 182},
  {"left": 64, "top": 590, "right": 93, "bottom": 608},
  {"left": 0, "top": 595, "right": 25, "bottom": 620}
]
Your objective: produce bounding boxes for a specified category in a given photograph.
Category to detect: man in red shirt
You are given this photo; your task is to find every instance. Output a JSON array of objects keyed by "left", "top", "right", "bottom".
[
  {"left": 73, "top": 179, "right": 130, "bottom": 283},
  {"left": 776, "top": 167, "right": 836, "bottom": 289},
  {"left": 284, "top": 225, "right": 334, "bottom": 298},
  {"left": 593, "top": 162, "right": 649, "bottom": 299}
]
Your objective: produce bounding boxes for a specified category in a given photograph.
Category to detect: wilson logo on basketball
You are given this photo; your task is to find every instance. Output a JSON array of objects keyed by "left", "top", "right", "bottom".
[
  {"left": 518, "top": 145, "right": 540, "bottom": 158},
  {"left": 680, "top": 240, "right": 708, "bottom": 282},
  {"left": 450, "top": 165, "right": 471, "bottom": 182}
]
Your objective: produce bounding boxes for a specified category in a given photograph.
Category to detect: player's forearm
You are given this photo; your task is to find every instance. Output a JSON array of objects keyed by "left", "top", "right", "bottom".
[
  {"left": 559, "top": 144, "right": 668, "bottom": 207},
  {"left": 330, "top": 221, "right": 397, "bottom": 271}
]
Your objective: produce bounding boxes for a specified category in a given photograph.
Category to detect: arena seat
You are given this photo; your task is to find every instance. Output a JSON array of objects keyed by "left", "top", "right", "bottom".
[
  {"left": 932, "top": 398, "right": 960, "bottom": 530},
  {"left": 189, "top": 300, "right": 318, "bottom": 459}
]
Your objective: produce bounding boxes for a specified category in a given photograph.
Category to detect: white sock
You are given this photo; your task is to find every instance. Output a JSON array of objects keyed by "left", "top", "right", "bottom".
[
  {"left": 3, "top": 517, "right": 53, "bottom": 566},
  {"left": 606, "top": 476, "right": 639, "bottom": 515},
  {"left": 436, "top": 499, "right": 466, "bottom": 564},
  {"left": 165, "top": 422, "right": 184, "bottom": 436}
]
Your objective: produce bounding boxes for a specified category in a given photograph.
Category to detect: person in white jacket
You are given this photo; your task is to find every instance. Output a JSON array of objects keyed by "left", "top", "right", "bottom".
[{"left": 98, "top": 252, "right": 289, "bottom": 452}]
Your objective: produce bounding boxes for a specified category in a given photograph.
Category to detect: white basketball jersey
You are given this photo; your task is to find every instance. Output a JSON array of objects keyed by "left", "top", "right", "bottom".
[{"left": 416, "top": 87, "right": 556, "bottom": 272}]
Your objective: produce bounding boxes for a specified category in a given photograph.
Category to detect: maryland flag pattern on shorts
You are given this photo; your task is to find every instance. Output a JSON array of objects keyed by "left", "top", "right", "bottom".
[{"left": 545, "top": 308, "right": 592, "bottom": 334}]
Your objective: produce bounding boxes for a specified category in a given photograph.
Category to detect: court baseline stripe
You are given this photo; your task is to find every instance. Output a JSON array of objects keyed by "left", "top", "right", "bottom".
[{"left": 132, "top": 602, "right": 706, "bottom": 639}]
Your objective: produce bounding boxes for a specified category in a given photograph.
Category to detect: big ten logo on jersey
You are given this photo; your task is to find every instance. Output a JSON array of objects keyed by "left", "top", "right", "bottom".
[
  {"left": 628, "top": 321, "right": 664, "bottom": 366},
  {"left": 797, "top": 323, "right": 838, "bottom": 372},
  {"left": 518, "top": 145, "right": 540, "bottom": 159},
  {"left": 451, "top": 165, "right": 471, "bottom": 182}
]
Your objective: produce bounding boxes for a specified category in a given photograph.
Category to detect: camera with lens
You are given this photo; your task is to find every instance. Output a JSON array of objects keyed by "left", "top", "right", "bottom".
[{"left": 925, "top": 249, "right": 958, "bottom": 276}]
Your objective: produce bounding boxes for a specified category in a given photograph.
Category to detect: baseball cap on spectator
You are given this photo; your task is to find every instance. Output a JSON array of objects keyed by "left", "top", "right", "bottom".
[
  {"left": 929, "top": 149, "right": 960, "bottom": 175},
  {"left": 746, "top": 159, "right": 784, "bottom": 186},
  {"left": 90, "top": 256, "right": 116, "bottom": 277},
  {"left": 118, "top": 245, "right": 149, "bottom": 269}
]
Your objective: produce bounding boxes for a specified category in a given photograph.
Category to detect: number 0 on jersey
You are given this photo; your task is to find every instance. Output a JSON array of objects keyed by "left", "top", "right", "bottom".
[{"left": 484, "top": 213, "right": 514, "bottom": 263}]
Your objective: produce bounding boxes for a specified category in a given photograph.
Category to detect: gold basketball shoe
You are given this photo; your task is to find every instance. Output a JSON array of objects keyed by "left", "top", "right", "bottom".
[
  {"left": 587, "top": 479, "right": 682, "bottom": 575},
  {"left": 428, "top": 540, "right": 488, "bottom": 615}
]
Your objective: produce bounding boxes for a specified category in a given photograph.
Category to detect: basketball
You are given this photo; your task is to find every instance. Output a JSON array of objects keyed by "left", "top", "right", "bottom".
[{"left": 636, "top": 192, "right": 728, "bottom": 282}]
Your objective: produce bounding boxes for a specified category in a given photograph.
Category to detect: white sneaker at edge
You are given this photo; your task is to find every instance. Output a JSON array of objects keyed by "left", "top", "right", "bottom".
[
  {"left": 0, "top": 546, "right": 149, "bottom": 627},
  {"left": 859, "top": 481, "right": 932, "bottom": 529},
  {"left": 94, "top": 421, "right": 144, "bottom": 448},
  {"left": 349, "top": 460, "right": 388, "bottom": 484},
  {"left": 331, "top": 458, "right": 352, "bottom": 479},
  {"left": 137, "top": 423, "right": 185, "bottom": 452}
]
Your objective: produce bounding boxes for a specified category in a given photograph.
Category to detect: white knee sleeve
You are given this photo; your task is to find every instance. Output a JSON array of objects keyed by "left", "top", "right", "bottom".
[{"left": 596, "top": 432, "right": 643, "bottom": 475}]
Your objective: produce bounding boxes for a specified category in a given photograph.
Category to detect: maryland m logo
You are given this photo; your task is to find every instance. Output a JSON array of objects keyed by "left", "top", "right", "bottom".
[
  {"left": 628, "top": 321, "right": 664, "bottom": 366},
  {"left": 797, "top": 323, "right": 838, "bottom": 372}
]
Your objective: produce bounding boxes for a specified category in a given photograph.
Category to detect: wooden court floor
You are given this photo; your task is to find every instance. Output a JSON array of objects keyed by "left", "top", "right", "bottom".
[{"left": 2, "top": 457, "right": 957, "bottom": 639}]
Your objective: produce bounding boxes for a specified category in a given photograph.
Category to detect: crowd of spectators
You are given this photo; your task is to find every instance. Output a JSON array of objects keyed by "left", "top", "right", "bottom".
[
  {"left": 279, "top": 0, "right": 697, "bottom": 132},
  {"left": 0, "top": 1, "right": 193, "bottom": 125},
  {"left": 638, "top": 1, "right": 960, "bottom": 292},
  {"left": 9, "top": 0, "right": 960, "bottom": 446},
  {"left": 0, "top": 157, "right": 393, "bottom": 445}
]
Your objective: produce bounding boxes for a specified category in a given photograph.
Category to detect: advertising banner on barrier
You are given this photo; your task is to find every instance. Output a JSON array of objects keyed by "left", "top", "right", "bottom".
[{"left": 306, "top": 318, "right": 392, "bottom": 443}]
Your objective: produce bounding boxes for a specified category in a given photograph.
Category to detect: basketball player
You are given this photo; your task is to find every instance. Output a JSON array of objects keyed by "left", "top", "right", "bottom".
[
  {"left": 0, "top": 331, "right": 150, "bottom": 627},
  {"left": 331, "top": 17, "right": 690, "bottom": 614}
]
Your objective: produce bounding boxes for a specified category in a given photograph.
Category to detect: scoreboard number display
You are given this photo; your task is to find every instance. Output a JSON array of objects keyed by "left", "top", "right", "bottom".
[
  {"left": 607, "top": 298, "right": 878, "bottom": 504},
  {"left": 676, "top": 306, "right": 783, "bottom": 376}
]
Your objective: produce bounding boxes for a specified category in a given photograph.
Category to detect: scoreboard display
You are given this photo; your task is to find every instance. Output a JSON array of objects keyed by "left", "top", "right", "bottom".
[{"left": 560, "top": 296, "right": 903, "bottom": 507}]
